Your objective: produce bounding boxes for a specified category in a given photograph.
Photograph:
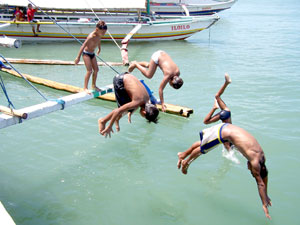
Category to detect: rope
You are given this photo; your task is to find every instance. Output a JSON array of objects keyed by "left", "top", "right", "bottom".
[
  {"left": 28, "top": 0, "right": 121, "bottom": 75},
  {"left": 0, "top": 73, "right": 15, "bottom": 109},
  {"left": 50, "top": 99, "right": 65, "bottom": 110},
  {"left": 84, "top": 0, "right": 122, "bottom": 50},
  {"left": 0, "top": 54, "right": 48, "bottom": 101},
  {"left": 0, "top": 55, "right": 66, "bottom": 110}
]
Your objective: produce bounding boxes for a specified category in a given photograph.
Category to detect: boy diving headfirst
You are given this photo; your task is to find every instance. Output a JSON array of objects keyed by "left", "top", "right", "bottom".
[
  {"left": 128, "top": 50, "right": 183, "bottom": 112},
  {"left": 98, "top": 73, "right": 159, "bottom": 138},
  {"left": 177, "top": 123, "right": 272, "bottom": 219}
]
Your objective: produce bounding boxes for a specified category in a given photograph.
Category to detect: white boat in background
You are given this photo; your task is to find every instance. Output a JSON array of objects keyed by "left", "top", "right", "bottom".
[
  {"left": 0, "top": 0, "right": 219, "bottom": 42},
  {"left": 148, "top": 0, "right": 237, "bottom": 16}
]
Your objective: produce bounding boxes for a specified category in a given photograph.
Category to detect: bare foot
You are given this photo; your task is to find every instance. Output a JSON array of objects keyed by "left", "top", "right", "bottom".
[
  {"left": 214, "top": 99, "right": 219, "bottom": 109},
  {"left": 181, "top": 160, "right": 189, "bottom": 175},
  {"left": 98, "top": 118, "right": 105, "bottom": 134},
  {"left": 84, "top": 88, "right": 92, "bottom": 95},
  {"left": 128, "top": 61, "right": 137, "bottom": 72},
  {"left": 92, "top": 86, "right": 102, "bottom": 92},
  {"left": 177, "top": 152, "right": 185, "bottom": 169},
  {"left": 225, "top": 73, "right": 231, "bottom": 84}
]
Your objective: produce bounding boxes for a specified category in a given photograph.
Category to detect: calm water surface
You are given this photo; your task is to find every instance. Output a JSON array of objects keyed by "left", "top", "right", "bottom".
[{"left": 1, "top": 0, "right": 300, "bottom": 224}]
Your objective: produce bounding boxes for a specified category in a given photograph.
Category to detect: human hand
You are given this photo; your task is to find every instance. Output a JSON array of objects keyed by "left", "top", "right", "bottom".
[
  {"left": 267, "top": 197, "right": 272, "bottom": 207},
  {"left": 162, "top": 104, "right": 167, "bottom": 112},
  {"left": 74, "top": 57, "right": 80, "bottom": 65},
  {"left": 100, "top": 126, "right": 114, "bottom": 138},
  {"left": 263, "top": 205, "right": 271, "bottom": 219}
]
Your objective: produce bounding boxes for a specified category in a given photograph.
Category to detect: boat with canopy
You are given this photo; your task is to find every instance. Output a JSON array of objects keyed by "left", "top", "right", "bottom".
[
  {"left": 0, "top": 0, "right": 219, "bottom": 42},
  {"left": 148, "top": 0, "right": 237, "bottom": 16}
]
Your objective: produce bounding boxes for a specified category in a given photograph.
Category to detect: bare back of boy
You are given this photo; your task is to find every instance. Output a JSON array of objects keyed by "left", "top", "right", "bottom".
[
  {"left": 123, "top": 74, "right": 150, "bottom": 104},
  {"left": 157, "top": 51, "right": 180, "bottom": 78},
  {"left": 221, "top": 124, "right": 264, "bottom": 162}
]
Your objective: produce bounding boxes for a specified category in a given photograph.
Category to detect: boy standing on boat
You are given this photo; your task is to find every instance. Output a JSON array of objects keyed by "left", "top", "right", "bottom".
[
  {"left": 98, "top": 72, "right": 159, "bottom": 138},
  {"left": 128, "top": 50, "right": 183, "bottom": 112},
  {"left": 27, "top": 4, "right": 41, "bottom": 36},
  {"left": 74, "top": 21, "right": 107, "bottom": 93}
]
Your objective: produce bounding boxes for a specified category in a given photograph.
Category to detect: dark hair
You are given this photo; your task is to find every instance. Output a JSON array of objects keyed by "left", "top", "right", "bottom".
[
  {"left": 171, "top": 76, "right": 183, "bottom": 89},
  {"left": 145, "top": 103, "right": 159, "bottom": 123},
  {"left": 96, "top": 21, "right": 107, "bottom": 30}
]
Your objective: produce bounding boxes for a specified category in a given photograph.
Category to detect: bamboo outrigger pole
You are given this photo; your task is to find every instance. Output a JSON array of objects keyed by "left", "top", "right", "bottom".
[
  {"left": 0, "top": 105, "right": 27, "bottom": 119},
  {"left": 0, "top": 68, "right": 193, "bottom": 118},
  {"left": 1, "top": 58, "right": 124, "bottom": 66}
]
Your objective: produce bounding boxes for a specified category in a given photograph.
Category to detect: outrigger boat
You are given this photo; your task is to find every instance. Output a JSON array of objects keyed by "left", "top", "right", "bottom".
[
  {"left": 0, "top": 65, "right": 193, "bottom": 130},
  {"left": 148, "top": 0, "right": 237, "bottom": 16},
  {"left": 0, "top": 0, "right": 219, "bottom": 42}
]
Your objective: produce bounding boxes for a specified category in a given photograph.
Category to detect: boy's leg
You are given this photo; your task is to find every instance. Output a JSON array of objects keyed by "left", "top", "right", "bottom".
[
  {"left": 31, "top": 26, "right": 36, "bottom": 36},
  {"left": 215, "top": 73, "right": 231, "bottom": 110},
  {"left": 181, "top": 146, "right": 202, "bottom": 174},
  {"left": 98, "top": 111, "right": 114, "bottom": 133},
  {"left": 128, "top": 61, "right": 149, "bottom": 72},
  {"left": 216, "top": 73, "right": 231, "bottom": 98},
  {"left": 37, "top": 23, "right": 41, "bottom": 32},
  {"left": 83, "top": 55, "right": 93, "bottom": 92},
  {"left": 178, "top": 141, "right": 200, "bottom": 169},
  {"left": 135, "top": 60, "right": 158, "bottom": 79},
  {"left": 91, "top": 57, "right": 101, "bottom": 91}
]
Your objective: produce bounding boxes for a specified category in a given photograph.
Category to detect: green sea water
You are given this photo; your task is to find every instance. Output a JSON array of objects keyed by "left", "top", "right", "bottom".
[{"left": 1, "top": 0, "right": 300, "bottom": 224}]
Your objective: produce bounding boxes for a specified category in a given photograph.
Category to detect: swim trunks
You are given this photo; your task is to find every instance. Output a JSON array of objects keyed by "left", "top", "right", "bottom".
[
  {"left": 219, "top": 110, "right": 231, "bottom": 121},
  {"left": 113, "top": 72, "right": 132, "bottom": 109},
  {"left": 151, "top": 50, "right": 163, "bottom": 64},
  {"left": 140, "top": 80, "right": 158, "bottom": 104},
  {"left": 200, "top": 123, "right": 228, "bottom": 154},
  {"left": 83, "top": 50, "right": 95, "bottom": 59}
]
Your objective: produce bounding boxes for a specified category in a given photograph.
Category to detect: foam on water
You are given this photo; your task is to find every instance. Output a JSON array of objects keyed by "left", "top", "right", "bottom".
[{"left": 222, "top": 146, "right": 240, "bottom": 164}]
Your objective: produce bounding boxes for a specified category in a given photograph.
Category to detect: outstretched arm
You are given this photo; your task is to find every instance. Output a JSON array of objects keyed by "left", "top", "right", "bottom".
[
  {"left": 158, "top": 77, "right": 169, "bottom": 112},
  {"left": 101, "top": 101, "right": 139, "bottom": 137},
  {"left": 252, "top": 165, "right": 272, "bottom": 219}
]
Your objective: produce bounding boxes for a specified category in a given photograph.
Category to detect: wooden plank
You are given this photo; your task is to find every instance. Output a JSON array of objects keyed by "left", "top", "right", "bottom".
[
  {"left": 0, "top": 68, "right": 193, "bottom": 117},
  {"left": 0, "top": 86, "right": 113, "bottom": 129},
  {"left": 99, "top": 92, "right": 193, "bottom": 117},
  {"left": 1, "top": 58, "right": 124, "bottom": 66}
]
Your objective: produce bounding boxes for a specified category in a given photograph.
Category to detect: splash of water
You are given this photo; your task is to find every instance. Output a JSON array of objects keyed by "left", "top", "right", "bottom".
[{"left": 222, "top": 146, "right": 240, "bottom": 164}]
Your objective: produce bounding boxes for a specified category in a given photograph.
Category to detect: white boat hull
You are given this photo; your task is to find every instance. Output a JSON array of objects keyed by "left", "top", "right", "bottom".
[
  {"left": 0, "top": 15, "right": 219, "bottom": 42},
  {"left": 149, "top": 0, "right": 237, "bottom": 15}
]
